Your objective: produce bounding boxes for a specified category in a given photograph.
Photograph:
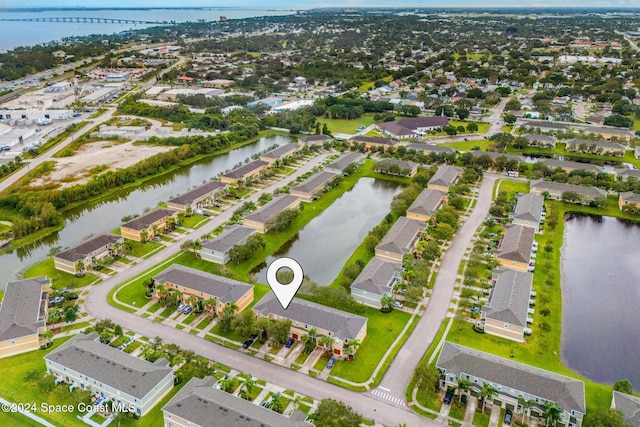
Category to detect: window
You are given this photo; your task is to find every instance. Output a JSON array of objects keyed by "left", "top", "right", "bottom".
[{"left": 504, "top": 324, "right": 509, "bottom": 328}]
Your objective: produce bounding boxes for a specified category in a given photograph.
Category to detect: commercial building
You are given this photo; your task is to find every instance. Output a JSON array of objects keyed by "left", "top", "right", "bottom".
[
  {"left": 0, "top": 109, "right": 73, "bottom": 121},
  {"left": 153, "top": 265, "right": 253, "bottom": 315},
  {"left": 45, "top": 333, "right": 174, "bottom": 416},
  {"left": 243, "top": 195, "right": 300, "bottom": 234},
  {"left": 54, "top": 234, "right": 124, "bottom": 274},
  {"left": 167, "top": 181, "right": 227, "bottom": 212},
  {"left": 0, "top": 277, "right": 51, "bottom": 358},
  {"left": 375, "top": 217, "right": 425, "bottom": 263},
  {"left": 350, "top": 258, "right": 402, "bottom": 308},
  {"left": 376, "top": 116, "right": 449, "bottom": 139},
  {"left": 253, "top": 292, "right": 367, "bottom": 358}
]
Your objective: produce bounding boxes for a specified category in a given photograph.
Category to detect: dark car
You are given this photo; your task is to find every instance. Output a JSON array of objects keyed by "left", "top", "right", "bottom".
[
  {"left": 504, "top": 409, "right": 513, "bottom": 425},
  {"left": 326, "top": 356, "right": 337, "bottom": 369},
  {"left": 243, "top": 334, "right": 259, "bottom": 349},
  {"left": 285, "top": 338, "right": 294, "bottom": 348},
  {"left": 443, "top": 390, "right": 453, "bottom": 404}
]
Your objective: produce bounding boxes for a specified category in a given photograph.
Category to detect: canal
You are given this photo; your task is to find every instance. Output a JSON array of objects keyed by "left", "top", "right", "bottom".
[
  {"left": 252, "top": 177, "right": 403, "bottom": 286},
  {"left": 0, "top": 135, "right": 292, "bottom": 283},
  {"left": 561, "top": 213, "right": 640, "bottom": 389}
]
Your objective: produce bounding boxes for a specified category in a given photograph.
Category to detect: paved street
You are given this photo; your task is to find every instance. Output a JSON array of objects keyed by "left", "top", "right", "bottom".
[{"left": 377, "top": 173, "right": 498, "bottom": 403}]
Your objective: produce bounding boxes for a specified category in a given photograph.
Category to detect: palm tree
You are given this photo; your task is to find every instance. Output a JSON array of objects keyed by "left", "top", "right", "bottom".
[
  {"left": 269, "top": 392, "right": 283, "bottom": 412},
  {"left": 292, "top": 395, "right": 301, "bottom": 410},
  {"left": 156, "top": 284, "right": 168, "bottom": 301},
  {"left": 40, "top": 330, "right": 54, "bottom": 347},
  {"left": 344, "top": 339, "right": 361, "bottom": 358},
  {"left": 381, "top": 295, "right": 395, "bottom": 310},
  {"left": 185, "top": 206, "right": 193, "bottom": 217},
  {"left": 186, "top": 294, "right": 198, "bottom": 309},
  {"left": 519, "top": 395, "right": 535, "bottom": 424},
  {"left": 240, "top": 375, "right": 255, "bottom": 401},
  {"left": 152, "top": 224, "right": 160, "bottom": 238},
  {"left": 309, "top": 327, "right": 318, "bottom": 343},
  {"left": 204, "top": 297, "right": 218, "bottom": 318},
  {"left": 140, "top": 230, "right": 149, "bottom": 243},
  {"left": 542, "top": 401, "right": 563, "bottom": 427},
  {"left": 76, "top": 260, "right": 85, "bottom": 273},
  {"left": 479, "top": 382, "right": 498, "bottom": 412},
  {"left": 457, "top": 377, "right": 471, "bottom": 402},
  {"left": 318, "top": 335, "right": 334, "bottom": 353}
]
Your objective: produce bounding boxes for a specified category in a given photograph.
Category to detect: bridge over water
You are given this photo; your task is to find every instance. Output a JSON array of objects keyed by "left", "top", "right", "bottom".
[{"left": 0, "top": 17, "right": 177, "bottom": 25}]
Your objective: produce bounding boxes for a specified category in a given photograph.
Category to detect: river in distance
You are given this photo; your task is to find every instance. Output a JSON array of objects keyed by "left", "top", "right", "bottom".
[{"left": 0, "top": 7, "right": 297, "bottom": 52}]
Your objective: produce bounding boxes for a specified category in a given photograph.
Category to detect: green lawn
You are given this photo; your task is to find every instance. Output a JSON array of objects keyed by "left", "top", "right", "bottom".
[
  {"left": 127, "top": 240, "right": 164, "bottom": 258},
  {"left": 449, "top": 401, "right": 467, "bottom": 420},
  {"left": 0, "top": 411, "right": 44, "bottom": 427},
  {"left": 147, "top": 302, "right": 162, "bottom": 313},
  {"left": 473, "top": 409, "right": 491, "bottom": 427},
  {"left": 24, "top": 258, "right": 99, "bottom": 289},
  {"left": 181, "top": 215, "right": 210, "bottom": 229},
  {"left": 492, "top": 179, "right": 530, "bottom": 200},
  {"left": 449, "top": 121, "right": 491, "bottom": 134},
  {"left": 0, "top": 290, "right": 4, "bottom": 302},
  {"left": 317, "top": 114, "right": 376, "bottom": 134},
  {"left": 330, "top": 308, "right": 412, "bottom": 383},
  {"left": 181, "top": 314, "right": 197, "bottom": 325},
  {"left": 195, "top": 319, "right": 211, "bottom": 330},
  {"left": 441, "top": 140, "right": 493, "bottom": 151}
]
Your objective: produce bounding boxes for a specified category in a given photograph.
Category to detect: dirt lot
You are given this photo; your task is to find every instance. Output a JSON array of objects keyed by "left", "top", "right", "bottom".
[{"left": 31, "top": 140, "right": 172, "bottom": 189}]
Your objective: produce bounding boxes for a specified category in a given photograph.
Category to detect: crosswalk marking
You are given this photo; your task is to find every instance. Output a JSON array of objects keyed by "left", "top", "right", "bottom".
[{"left": 371, "top": 389, "right": 406, "bottom": 406}]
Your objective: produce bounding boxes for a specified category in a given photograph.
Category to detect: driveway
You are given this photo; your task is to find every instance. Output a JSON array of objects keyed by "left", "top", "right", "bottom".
[{"left": 377, "top": 173, "right": 498, "bottom": 399}]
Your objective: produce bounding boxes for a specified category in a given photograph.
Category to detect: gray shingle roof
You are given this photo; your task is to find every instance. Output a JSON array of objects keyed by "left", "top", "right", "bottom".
[
  {"left": 522, "top": 120, "right": 568, "bottom": 130},
  {"left": 299, "top": 135, "right": 332, "bottom": 144},
  {"left": 428, "top": 165, "right": 462, "bottom": 188},
  {"left": 405, "top": 143, "right": 456, "bottom": 154},
  {"left": 253, "top": 292, "right": 367, "bottom": 342},
  {"left": 45, "top": 333, "right": 172, "bottom": 399},
  {"left": 375, "top": 217, "right": 425, "bottom": 255},
  {"left": 350, "top": 135, "right": 398, "bottom": 146},
  {"left": 616, "top": 168, "right": 640, "bottom": 179},
  {"left": 540, "top": 159, "right": 602, "bottom": 173},
  {"left": 522, "top": 134, "right": 556, "bottom": 143},
  {"left": 55, "top": 234, "right": 122, "bottom": 262},
  {"left": 153, "top": 264, "right": 252, "bottom": 304},
  {"left": 530, "top": 179, "right": 607, "bottom": 198},
  {"left": 565, "top": 138, "right": 627, "bottom": 150},
  {"left": 162, "top": 376, "right": 311, "bottom": 427},
  {"left": 469, "top": 150, "right": 525, "bottom": 163},
  {"left": 0, "top": 277, "right": 49, "bottom": 342},
  {"left": 325, "top": 152, "right": 364, "bottom": 172},
  {"left": 244, "top": 194, "right": 299, "bottom": 225},
  {"left": 496, "top": 224, "right": 535, "bottom": 264},
  {"left": 167, "top": 181, "right": 226, "bottom": 206},
  {"left": 511, "top": 193, "right": 544, "bottom": 224},
  {"left": 620, "top": 191, "right": 640, "bottom": 204},
  {"left": 261, "top": 143, "right": 300, "bottom": 160},
  {"left": 378, "top": 117, "right": 449, "bottom": 136},
  {"left": 291, "top": 171, "right": 338, "bottom": 195},
  {"left": 482, "top": 268, "right": 533, "bottom": 327},
  {"left": 201, "top": 226, "right": 256, "bottom": 253},
  {"left": 587, "top": 126, "right": 634, "bottom": 137},
  {"left": 375, "top": 158, "right": 417, "bottom": 172},
  {"left": 121, "top": 208, "right": 176, "bottom": 230},
  {"left": 612, "top": 390, "right": 640, "bottom": 427},
  {"left": 437, "top": 342, "right": 586, "bottom": 414},
  {"left": 407, "top": 188, "right": 447, "bottom": 217},
  {"left": 222, "top": 160, "right": 269, "bottom": 180},
  {"left": 350, "top": 258, "right": 402, "bottom": 296}
]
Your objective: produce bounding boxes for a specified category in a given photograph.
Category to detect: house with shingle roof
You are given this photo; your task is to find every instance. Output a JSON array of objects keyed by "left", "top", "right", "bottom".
[
  {"left": 298, "top": 134, "right": 332, "bottom": 145},
  {"left": 350, "top": 258, "right": 402, "bottom": 308},
  {"left": 618, "top": 191, "right": 640, "bottom": 211},
  {"left": 120, "top": 208, "right": 179, "bottom": 242},
  {"left": 539, "top": 159, "right": 602, "bottom": 173},
  {"left": 427, "top": 165, "right": 463, "bottom": 192},
  {"left": 324, "top": 152, "right": 364, "bottom": 175},
  {"left": 494, "top": 224, "right": 535, "bottom": 272},
  {"left": 0, "top": 277, "right": 51, "bottom": 358},
  {"left": 405, "top": 142, "right": 456, "bottom": 154},
  {"left": 520, "top": 119, "right": 569, "bottom": 132},
  {"left": 260, "top": 143, "right": 301, "bottom": 164},
  {"left": 375, "top": 217, "right": 425, "bottom": 263},
  {"left": 436, "top": 342, "right": 586, "bottom": 427},
  {"left": 45, "top": 332, "right": 174, "bottom": 416},
  {"left": 615, "top": 168, "right": 640, "bottom": 180},
  {"left": 199, "top": 225, "right": 256, "bottom": 264},
  {"left": 291, "top": 171, "right": 339, "bottom": 202},
  {"left": 220, "top": 160, "right": 269, "bottom": 184},
  {"left": 612, "top": 390, "right": 640, "bottom": 427},
  {"left": 586, "top": 126, "right": 635, "bottom": 141},
  {"left": 406, "top": 188, "right": 447, "bottom": 222},
  {"left": 167, "top": 180, "right": 227, "bottom": 212},
  {"left": 522, "top": 134, "right": 557, "bottom": 148},
  {"left": 480, "top": 268, "right": 533, "bottom": 342},
  {"left": 243, "top": 194, "right": 300, "bottom": 233},
  {"left": 153, "top": 264, "right": 253, "bottom": 315},
  {"left": 253, "top": 292, "right": 367, "bottom": 358},
  {"left": 530, "top": 180, "right": 607, "bottom": 204},
  {"left": 163, "top": 376, "right": 312, "bottom": 427},
  {"left": 565, "top": 138, "right": 627, "bottom": 155},
  {"left": 510, "top": 193, "right": 545, "bottom": 230},
  {"left": 375, "top": 158, "right": 418, "bottom": 177},
  {"left": 54, "top": 234, "right": 124, "bottom": 274},
  {"left": 468, "top": 150, "right": 525, "bottom": 164},
  {"left": 350, "top": 135, "right": 399, "bottom": 151}
]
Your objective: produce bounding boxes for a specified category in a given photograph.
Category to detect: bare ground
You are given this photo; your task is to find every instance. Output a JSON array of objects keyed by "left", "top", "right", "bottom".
[{"left": 30, "top": 140, "right": 172, "bottom": 189}]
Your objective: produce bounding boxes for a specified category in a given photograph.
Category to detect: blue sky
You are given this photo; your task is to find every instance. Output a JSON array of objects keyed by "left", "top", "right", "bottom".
[{"left": 2, "top": 0, "right": 639, "bottom": 8}]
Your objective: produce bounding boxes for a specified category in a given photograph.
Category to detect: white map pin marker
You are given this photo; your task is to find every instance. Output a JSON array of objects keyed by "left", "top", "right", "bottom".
[{"left": 266, "top": 257, "right": 304, "bottom": 310}]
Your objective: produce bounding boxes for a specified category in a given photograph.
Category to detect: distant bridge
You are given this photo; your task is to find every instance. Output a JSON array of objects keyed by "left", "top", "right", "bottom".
[{"left": 0, "top": 17, "right": 177, "bottom": 25}]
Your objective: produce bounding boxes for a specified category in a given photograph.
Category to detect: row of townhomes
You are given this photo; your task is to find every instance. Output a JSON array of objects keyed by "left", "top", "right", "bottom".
[{"left": 350, "top": 164, "right": 460, "bottom": 308}]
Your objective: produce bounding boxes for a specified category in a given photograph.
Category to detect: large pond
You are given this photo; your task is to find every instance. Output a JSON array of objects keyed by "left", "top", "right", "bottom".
[
  {"left": 561, "top": 214, "right": 640, "bottom": 389},
  {"left": 251, "top": 178, "right": 403, "bottom": 286},
  {"left": 0, "top": 135, "right": 292, "bottom": 285}
]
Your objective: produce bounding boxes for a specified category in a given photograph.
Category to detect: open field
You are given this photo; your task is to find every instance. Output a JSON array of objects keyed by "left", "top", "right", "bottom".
[
  {"left": 316, "top": 114, "right": 377, "bottom": 134},
  {"left": 442, "top": 139, "right": 493, "bottom": 151}
]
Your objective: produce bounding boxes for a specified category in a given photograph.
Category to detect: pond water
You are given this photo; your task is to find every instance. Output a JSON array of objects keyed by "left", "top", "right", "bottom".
[
  {"left": 252, "top": 178, "right": 403, "bottom": 286},
  {"left": 0, "top": 135, "right": 292, "bottom": 285},
  {"left": 561, "top": 213, "right": 640, "bottom": 389}
]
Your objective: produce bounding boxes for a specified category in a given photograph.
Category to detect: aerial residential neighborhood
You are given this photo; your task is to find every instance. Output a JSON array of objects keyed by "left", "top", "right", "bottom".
[{"left": 0, "top": 3, "right": 639, "bottom": 427}]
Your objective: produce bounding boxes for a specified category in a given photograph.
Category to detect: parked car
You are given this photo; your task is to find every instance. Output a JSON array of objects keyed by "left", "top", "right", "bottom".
[
  {"left": 183, "top": 306, "right": 194, "bottom": 315},
  {"left": 177, "top": 303, "right": 186, "bottom": 312},
  {"left": 326, "top": 356, "right": 337, "bottom": 369},
  {"left": 261, "top": 401, "right": 269, "bottom": 407},
  {"left": 0, "top": 146, "right": 10, "bottom": 151},
  {"left": 285, "top": 338, "right": 295, "bottom": 348},
  {"left": 443, "top": 390, "right": 453, "bottom": 404},
  {"left": 394, "top": 301, "right": 403, "bottom": 308},
  {"left": 202, "top": 211, "right": 211, "bottom": 217},
  {"left": 194, "top": 209, "right": 204, "bottom": 215},
  {"left": 242, "top": 339, "right": 253, "bottom": 349},
  {"left": 504, "top": 409, "right": 513, "bottom": 425}
]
